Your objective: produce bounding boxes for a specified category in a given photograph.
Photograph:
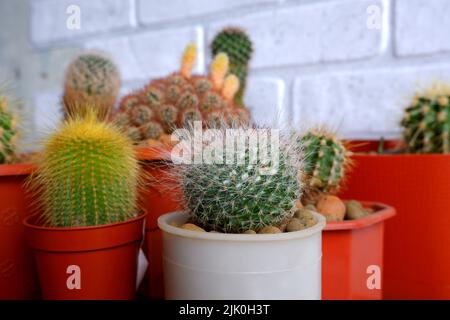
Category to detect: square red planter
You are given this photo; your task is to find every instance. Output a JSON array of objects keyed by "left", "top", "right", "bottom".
[
  {"left": 322, "top": 202, "right": 395, "bottom": 300},
  {"left": 340, "top": 141, "right": 450, "bottom": 299}
]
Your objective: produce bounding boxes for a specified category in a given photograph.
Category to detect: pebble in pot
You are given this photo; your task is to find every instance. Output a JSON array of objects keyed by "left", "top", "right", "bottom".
[
  {"left": 345, "top": 200, "right": 370, "bottom": 220},
  {"left": 316, "top": 195, "right": 346, "bottom": 222}
]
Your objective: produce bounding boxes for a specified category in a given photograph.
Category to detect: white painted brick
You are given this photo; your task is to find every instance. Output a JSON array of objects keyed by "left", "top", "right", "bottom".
[
  {"left": 33, "top": 92, "right": 62, "bottom": 138},
  {"left": 396, "top": 0, "right": 450, "bottom": 57},
  {"left": 208, "top": 0, "right": 387, "bottom": 69},
  {"left": 30, "top": 0, "right": 135, "bottom": 46},
  {"left": 245, "top": 77, "right": 285, "bottom": 127},
  {"left": 293, "top": 65, "right": 450, "bottom": 139},
  {"left": 137, "top": 0, "right": 277, "bottom": 25},
  {"left": 84, "top": 27, "right": 204, "bottom": 82}
]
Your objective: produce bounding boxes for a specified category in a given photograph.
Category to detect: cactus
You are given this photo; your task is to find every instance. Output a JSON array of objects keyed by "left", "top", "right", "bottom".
[
  {"left": 32, "top": 109, "right": 140, "bottom": 227},
  {"left": 301, "top": 129, "right": 349, "bottom": 196},
  {"left": 114, "top": 44, "right": 250, "bottom": 143},
  {"left": 63, "top": 52, "right": 120, "bottom": 120},
  {"left": 172, "top": 129, "right": 303, "bottom": 233},
  {"left": 0, "top": 94, "right": 18, "bottom": 164},
  {"left": 401, "top": 85, "right": 450, "bottom": 153},
  {"left": 211, "top": 27, "right": 253, "bottom": 106}
]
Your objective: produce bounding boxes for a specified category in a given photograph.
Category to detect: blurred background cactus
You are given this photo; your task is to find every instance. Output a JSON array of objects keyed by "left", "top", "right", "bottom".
[
  {"left": 301, "top": 128, "right": 350, "bottom": 201},
  {"left": 211, "top": 27, "right": 253, "bottom": 107},
  {"left": 401, "top": 85, "right": 450, "bottom": 153},
  {"left": 0, "top": 93, "right": 18, "bottom": 164},
  {"left": 113, "top": 44, "right": 250, "bottom": 144},
  {"left": 172, "top": 128, "right": 303, "bottom": 233},
  {"left": 31, "top": 109, "right": 140, "bottom": 227},
  {"left": 63, "top": 52, "right": 120, "bottom": 121}
]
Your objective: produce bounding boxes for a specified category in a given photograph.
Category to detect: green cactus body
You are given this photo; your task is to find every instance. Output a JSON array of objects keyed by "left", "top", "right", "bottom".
[
  {"left": 0, "top": 96, "right": 18, "bottom": 164},
  {"left": 63, "top": 53, "right": 120, "bottom": 120},
  {"left": 178, "top": 130, "right": 302, "bottom": 233},
  {"left": 301, "top": 130, "right": 347, "bottom": 195},
  {"left": 34, "top": 111, "right": 139, "bottom": 227},
  {"left": 211, "top": 28, "right": 253, "bottom": 106},
  {"left": 401, "top": 91, "right": 450, "bottom": 153}
]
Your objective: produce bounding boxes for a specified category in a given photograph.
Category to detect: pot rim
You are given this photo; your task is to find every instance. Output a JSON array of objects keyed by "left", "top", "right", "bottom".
[
  {"left": 324, "top": 201, "right": 396, "bottom": 231},
  {"left": 24, "top": 211, "right": 147, "bottom": 232},
  {"left": 0, "top": 163, "right": 36, "bottom": 176},
  {"left": 136, "top": 146, "right": 173, "bottom": 162},
  {"left": 158, "top": 211, "right": 325, "bottom": 242}
]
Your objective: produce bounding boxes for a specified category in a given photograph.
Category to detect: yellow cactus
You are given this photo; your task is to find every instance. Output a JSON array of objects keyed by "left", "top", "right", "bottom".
[
  {"left": 180, "top": 43, "right": 197, "bottom": 78},
  {"left": 222, "top": 74, "right": 240, "bottom": 101}
]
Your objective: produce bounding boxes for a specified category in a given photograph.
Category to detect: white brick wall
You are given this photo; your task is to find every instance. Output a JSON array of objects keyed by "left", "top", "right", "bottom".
[{"left": 2, "top": 0, "right": 450, "bottom": 145}]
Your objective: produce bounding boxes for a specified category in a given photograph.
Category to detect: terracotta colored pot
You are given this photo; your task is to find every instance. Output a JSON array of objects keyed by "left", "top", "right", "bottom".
[
  {"left": 137, "top": 147, "right": 180, "bottom": 299},
  {"left": 0, "top": 163, "right": 39, "bottom": 299},
  {"left": 24, "top": 213, "right": 147, "bottom": 300},
  {"left": 322, "top": 202, "right": 396, "bottom": 300},
  {"left": 340, "top": 141, "right": 450, "bottom": 299}
]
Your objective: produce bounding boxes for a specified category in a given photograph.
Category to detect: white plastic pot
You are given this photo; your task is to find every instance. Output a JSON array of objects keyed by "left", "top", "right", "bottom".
[{"left": 158, "top": 211, "right": 326, "bottom": 300}]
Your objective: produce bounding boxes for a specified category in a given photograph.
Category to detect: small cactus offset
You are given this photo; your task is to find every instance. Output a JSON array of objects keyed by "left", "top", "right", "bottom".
[
  {"left": 211, "top": 27, "right": 253, "bottom": 107},
  {"left": 301, "top": 128, "right": 349, "bottom": 197},
  {"left": 114, "top": 44, "right": 250, "bottom": 143},
  {"left": 172, "top": 129, "right": 303, "bottom": 233},
  {"left": 31, "top": 109, "right": 140, "bottom": 227},
  {"left": 63, "top": 52, "right": 120, "bottom": 120},
  {"left": 401, "top": 85, "right": 450, "bottom": 153},
  {"left": 0, "top": 94, "right": 18, "bottom": 164}
]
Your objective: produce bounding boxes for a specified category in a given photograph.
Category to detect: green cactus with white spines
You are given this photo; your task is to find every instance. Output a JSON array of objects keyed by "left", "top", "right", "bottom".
[
  {"left": 63, "top": 52, "right": 120, "bottom": 120},
  {"left": 0, "top": 95, "right": 18, "bottom": 164},
  {"left": 301, "top": 129, "right": 349, "bottom": 196},
  {"left": 32, "top": 109, "right": 140, "bottom": 227},
  {"left": 175, "top": 129, "right": 303, "bottom": 233},
  {"left": 211, "top": 27, "right": 253, "bottom": 106},
  {"left": 401, "top": 85, "right": 450, "bottom": 153}
]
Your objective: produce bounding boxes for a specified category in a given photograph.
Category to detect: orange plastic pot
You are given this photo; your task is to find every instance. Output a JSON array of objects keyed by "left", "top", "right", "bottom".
[
  {"left": 0, "top": 163, "right": 39, "bottom": 299},
  {"left": 322, "top": 202, "right": 395, "bottom": 300},
  {"left": 137, "top": 147, "right": 180, "bottom": 299},
  {"left": 24, "top": 213, "right": 147, "bottom": 300},
  {"left": 339, "top": 142, "right": 450, "bottom": 299}
]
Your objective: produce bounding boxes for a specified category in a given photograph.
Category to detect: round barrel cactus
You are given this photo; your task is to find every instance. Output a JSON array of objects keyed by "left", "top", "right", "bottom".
[
  {"left": 301, "top": 129, "right": 349, "bottom": 195},
  {"left": 175, "top": 129, "right": 303, "bottom": 233},
  {"left": 32, "top": 109, "right": 140, "bottom": 227},
  {"left": 401, "top": 86, "right": 450, "bottom": 153},
  {"left": 0, "top": 94, "right": 18, "bottom": 164},
  {"left": 63, "top": 52, "right": 120, "bottom": 120},
  {"left": 211, "top": 27, "right": 253, "bottom": 107},
  {"left": 113, "top": 44, "right": 250, "bottom": 143}
]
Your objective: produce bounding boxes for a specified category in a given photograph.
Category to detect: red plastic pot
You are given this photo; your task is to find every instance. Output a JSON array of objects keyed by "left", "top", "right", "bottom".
[
  {"left": 24, "top": 213, "right": 147, "bottom": 300},
  {"left": 0, "top": 163, "right": 39, "bottom": 299},
  {"left": 339, "top": 141, "right": 450, "bottom": 299},
  {"left": 322, "top": 202, "right": 395, "bottom": 300},
  {"left": 137, "top": 147, "right": 180, "bottom": 299}
]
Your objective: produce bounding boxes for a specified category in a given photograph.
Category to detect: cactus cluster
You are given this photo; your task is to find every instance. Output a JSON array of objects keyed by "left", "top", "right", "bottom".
[
  {"left": 113, "top": 44, "right": 251, "bottom": 143},
  {"left": 211, "top": 27, "right": 253, "bottom": 107},
  {"left": 0, "top": 94, "right": 18, "bottom": 164},
  {"left": 173, "top": 128, "right": 303, "bottom": 233},
  {"left": 63, "top": 52, "right": 120, "bottom": 120},
  {"left": 301, "top": 129, "right": 349, "bottom": 197},
  {"left": 401, "top": 85, "right": 450, "bottom": 153},
  {"left": 32, "top": 109, "right": 140, "bottom": 227}
]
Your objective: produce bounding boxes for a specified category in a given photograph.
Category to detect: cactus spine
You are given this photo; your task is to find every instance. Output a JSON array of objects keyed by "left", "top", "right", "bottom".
[
  {"left": 114, "top": 44, "right": 250, "bottom": 143},
  {"left": 301, "top": 129, "right": 349, "bottom": 196},
  {"left": 32, "top": 109, "right": 139, "bottom": 227},
  {"left": 63, "top": 53, "right": 120, "bottom": 120},
  {"left": 211, "top": 27, "right": 253, "bottom": 106},
  {"left": 173, "top": 129, "right": 303, "bottom": 233},
  {"left": 401, "top": 85, "right": 450, "bottom": 153},
  {"left": 0, "top": 94, "right": 18, "bottom": 164}
]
